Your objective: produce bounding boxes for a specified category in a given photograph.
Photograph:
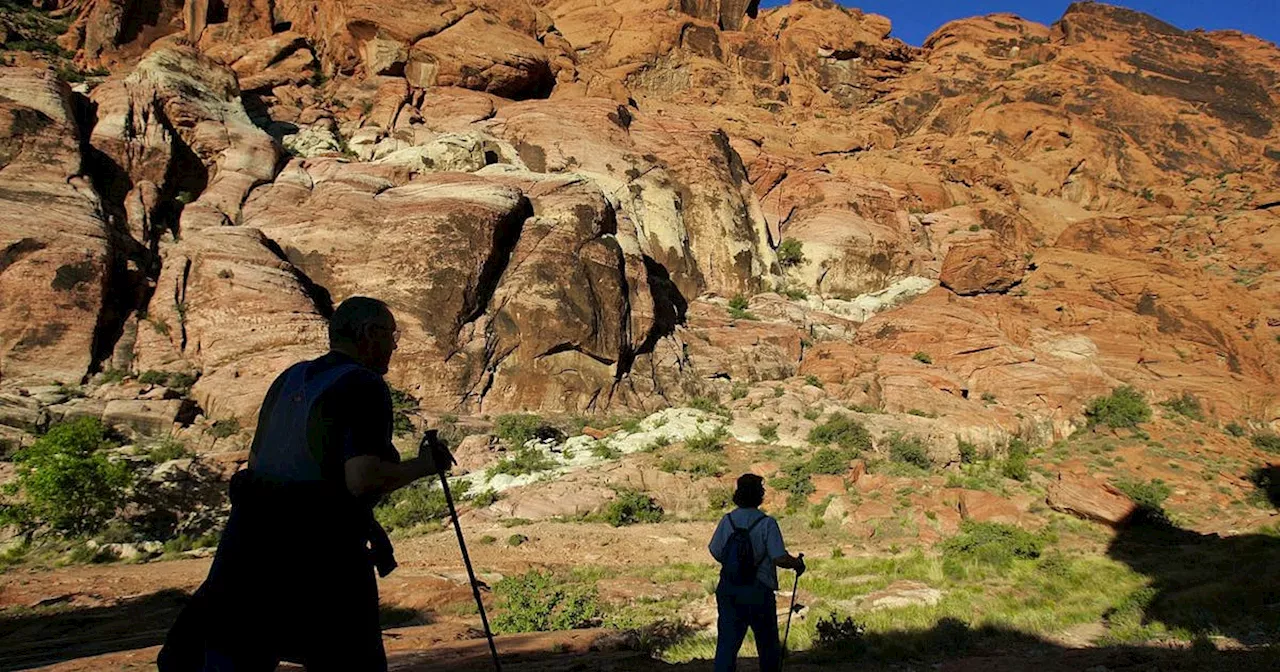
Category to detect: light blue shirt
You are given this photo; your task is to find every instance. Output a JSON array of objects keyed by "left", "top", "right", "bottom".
[{"left": 708, "top": 507, "right": 787, "bottom": 590}]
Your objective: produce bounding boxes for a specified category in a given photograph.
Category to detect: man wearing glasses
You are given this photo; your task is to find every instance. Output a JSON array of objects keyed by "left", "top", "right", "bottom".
[{"left": 160, "top": 297, "right": 453, "bottom": 671}]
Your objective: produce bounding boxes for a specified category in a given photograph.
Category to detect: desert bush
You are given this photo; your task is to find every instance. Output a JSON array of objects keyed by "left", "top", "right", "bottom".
[
  {"left": 389, "top": 387, "right": 419, "bottom": 436},
  {"left": 486, "top": 448, "right": 556, "bottom": 478},
  {"left": 730, "top": 382, "right": 748, "bottom": 400},
  {"left": 807, "top": 447, "right": 851, "bottom": 475},
  {"left": 493, "top": 570, "right": 601, "bottom": 633},
  {"left": 602, "top": 489, "right": 663, "bottom": 527},
  {"left": 686, "top": 427, "right": 727, "bottom": 453},
  {"left": 888, "top": 434, "right": 931, "bottom": 469},
  {"left": 813, "top": 612, "right": 867, "bottom": 654},
  {"left": 1084, "top": 386, "right": 1151, "bottom": 429},
  {"left": 688, "top": 397, "right": 730, "bottom": 417},
  {"left": 807, "top": 413, "right": 871, "bottom": 453},
  {"left": 1224, "top": 421, "right": 1246, "bottom": 437},
  {"left": 2, "top": 418, "right": 131, "bottom": 536},
  {"left": 777, "top": 239, "right": 805, "bottom": 267},
  {"left": 374, "top": 479, "right": 470, "bottom": 532},
  {"left": 1251, "top": 431, "right": 1280, "bottom": 454},
  {"left": 941, "top": 521, "right": 1046, "bottom": 567},
  {"left": 590, "top": 441, "right": 622, "bottom": 460},
  {"left": 494, "top": 413, "right": 563, "bottom": 447},
  {"left": 912, "top": 351, "right": 933, "bottom": 365},
  {"left": 209, "top": 418, "right": 241, "bottom": 439},
  {"left": 1160, "top": 392, "right": 1205, "bottom": 421},
  {"left": 758, "top": 423, "right": 779, "bottom": 443},
  {"left": 957, "top": 439, "right": 979, "bottom": 464},
  {"left": 147, "top": 437, "right": 190, "bottom": 464},
  {"left": 1112, "top": 478, "right": 1172, "bottom": 524}
]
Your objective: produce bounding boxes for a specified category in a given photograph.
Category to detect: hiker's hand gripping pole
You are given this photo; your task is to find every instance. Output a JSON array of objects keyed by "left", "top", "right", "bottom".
[
  {"left": 425, "top": 430, "right": 501, "bottom": 672},
  {"left": 781, "top": 552, "right": 804, "bottom": 663}
]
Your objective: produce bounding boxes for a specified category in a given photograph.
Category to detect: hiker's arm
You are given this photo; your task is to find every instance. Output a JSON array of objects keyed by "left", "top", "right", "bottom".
[
  {"left": 774, "top": 552, "right": 806, "bottom": 575},
  {"left": 345, "top": 454, "right": 441, "bottom": 498}
]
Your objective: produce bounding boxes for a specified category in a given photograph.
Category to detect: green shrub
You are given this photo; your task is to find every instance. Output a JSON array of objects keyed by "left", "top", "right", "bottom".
[
  {"left": 758, "top": 423, "right": 779, "bottom": 443},
  {"left": 487, "top": 448, "right": 557, "bottom": 478},
  {"left": 99, "top": 368, "right": 126, "bottom": 384},
  {"left": 1112, "top": 478, "right": 1172, "bottom": 524},
  {"left": 803, "top": 408, "right": 821, "bottom": 421},
  {"left": 729, "top": 294, "right": 749, "bottom": 311},
  {"left": 494, "top": 413, "right": 562, "bottom": 447},
  {"left": 687, "top": 458, "right": 726, "bottom": 479},
  {"left": 686, "top": 427, "right": 727, "bottom": 453},
  {"left": 374, "top": 479, "right": 470, "bottom": 532},
  {"left": 813, "top": 612, "right": 866, "bottom": 654},
  {"left": 3, "top": 418, "right": 131, "bottom": 536},
  {"left": 478, "top": 535, "right": 497, "bottom": 545},
  {"left": 147, "top": 437, "right": 190, "bottom": 464},
  {"left": 1084, "top": 386, "right": 1151, "bottom": 429},
  {"left": 888, "top": 433, "right": 931, "bottom": 469},
  {"left": 602, "top": 490, "right": 663, "bottom": 526},
  {"left": 912, "top": 351, "right": 933, "bottom": 365},
  {"left": 771, "top": 467, "right": 815, "bottom": 512},
  {"left": 804, "top": 374, "right": 823, "bottom": 389},
  {"left": 1252, "top": 432, "right": 1280, "bottom": 454},
  {"left": 981, "top": 392, "right": 997, "bottom": 404},
  {"left": 1001, "top": 454, "right": 1030, "bottom": 481},
  {"left": 1224, "top": 421, "right": 1247, "bottom": 437},
  {"left": 941, "top": 521, "right": 1046, "bottom": 567},
  {"left": 659, "top": 455, "right": 682, "bottom": 473},
  {"left": 777, "top": 239, "right": 805, "bottom": 268},
  {"left": 493, "top": 570, "right": 601, "bottom": 633},
  {"left": 808, "top": 413, "right": 872, "bottom": 452},
  {"left": 389, "top": 387, "right": 419, "bottom": 437},
  {"left": 590, "top": 441, "right": 622, "bottom": 460},
  {"left": 957, "top": 439, "right": 978, "bottom": 464},
  {"left": 1160, "top": 392, "right": 1205, "bottom": 421},
  {"left": 707, "top": 486, "right": 733, "bottom": 511},
  {"left": 162, "top": 532, "right": 220, "bottom": 556},
  {"left": 507, "top": 534, "right": 528, "bottom": 547},
  {"left": 643, "top": 435, "right": 671, "bottom": 452},
  {"left": 471, "top": 489, "right": 499, "bottom": 508},
  {"left": 807, "top": 447, "right": 851, "bottom": 475},
  {"left": 209, "top": 418, "right": 241, "bottom": 439},
  {"left": 730, "top": 382, "right": 748, "bottom": 400},
  {"left": 619, "top": 417, "right": 642, "bottom": 434},
  {"left": 138, "top": 370, "right": 168, "bottom": 386},
  {"left": 688, "top": 397, "right": 730, "bottom": 417}
]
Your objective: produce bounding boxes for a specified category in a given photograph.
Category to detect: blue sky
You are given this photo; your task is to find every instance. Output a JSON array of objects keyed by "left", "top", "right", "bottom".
[{"left": 757, "top": 1, "right": 1280, "bottom": 47}]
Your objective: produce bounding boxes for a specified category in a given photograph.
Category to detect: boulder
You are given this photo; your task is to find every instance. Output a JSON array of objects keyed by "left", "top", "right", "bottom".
[
  {"left": 0, "top": 69, "right": 112, "bottom": 384},
  {"left": 407, "top": 12, "right": 553, "bottom": 99},
  {"left": 859, "top": 580, "right": 944, "bottom": 611},
  {"left": 1046, "top": 472, "right": 1137, "bottom": 526},
  {"left": 102, "top": 399, "right": 189, "bottom": 436},
  {"left": 939, "top": 241, "right": 1025, "bottom": 296}
]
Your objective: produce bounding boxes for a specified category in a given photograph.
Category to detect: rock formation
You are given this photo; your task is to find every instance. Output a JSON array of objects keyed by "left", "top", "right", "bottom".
[{"left": 1, "top": 0, "right": 1277, "bottom": 436}]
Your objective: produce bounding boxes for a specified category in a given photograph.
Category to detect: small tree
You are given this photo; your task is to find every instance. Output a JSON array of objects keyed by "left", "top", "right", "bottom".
[
  {"left": 777, "top": 239, "right": 805, "bottom": 267},
  {"left": 3, "top": 418, "right": 131, "bottom": 537},
  {"left": 1084, "top": 386, "right": 1151, "bottom": 429}
]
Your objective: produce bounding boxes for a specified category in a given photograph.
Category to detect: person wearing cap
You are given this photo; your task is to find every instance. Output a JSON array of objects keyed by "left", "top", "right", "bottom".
[{"left": 707, "top": 473, "right": 806, "bottom": 672}]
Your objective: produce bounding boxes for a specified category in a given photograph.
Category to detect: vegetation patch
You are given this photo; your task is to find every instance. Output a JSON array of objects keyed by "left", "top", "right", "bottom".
[
  {"left": 1159, "top": 392, "right": 1205, "bottom": 421},
  {"left": 492, "top": 570, "right": 601, "bottom": 633},
  {"left": 808, "top": 413, "right": 871, "bottom": 453},
  {"left": 1, "top": 418, "right": 131, "bottom": 537},
  {"left": 1084, "top": 386, "right": 1151, "bottom": 429},
  {"left": 601, "top": 489, "right": 664, "bottom": 527},
  {"left": 486, "top": 448, "right": 557, "bottom": 478}
]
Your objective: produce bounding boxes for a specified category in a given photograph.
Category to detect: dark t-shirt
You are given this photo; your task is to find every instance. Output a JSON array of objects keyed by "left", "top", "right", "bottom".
[{"left": 249, "top": 351, "right": 400, "bottom": 488}]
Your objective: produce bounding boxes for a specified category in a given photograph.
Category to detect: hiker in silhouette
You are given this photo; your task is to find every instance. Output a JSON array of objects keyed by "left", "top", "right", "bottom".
[
  {"left": 708, "top": 473, "right": 806, "bottom": 672},
  {"left": 158, "top": 297, "right": 454, "bottom": 672}
]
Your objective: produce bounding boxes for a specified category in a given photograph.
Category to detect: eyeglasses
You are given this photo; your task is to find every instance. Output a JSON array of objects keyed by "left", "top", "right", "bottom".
[{"left": 369, "top": 324, "right": 400, "bottom": 344}]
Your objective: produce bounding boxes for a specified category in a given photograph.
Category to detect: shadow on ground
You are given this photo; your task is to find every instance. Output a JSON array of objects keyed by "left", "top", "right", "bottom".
[
  {"left": 1104, "top": 465, "right": 1280, "bottom": 646},
  {"left": 0, "top": 588, "right": 187, "bottom": 671}
]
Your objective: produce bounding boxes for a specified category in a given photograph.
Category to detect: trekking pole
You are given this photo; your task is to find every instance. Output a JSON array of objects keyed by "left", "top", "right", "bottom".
[
  {"left": 429, "top": 430, "right": 502, "bottom": 672},
  {"left": 781, "top": 553, "right": 804, "bottom": 662}
]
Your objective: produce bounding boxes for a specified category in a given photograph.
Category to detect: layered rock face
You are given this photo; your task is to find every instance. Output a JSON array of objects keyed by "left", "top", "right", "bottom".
[{"left": 1, "top": 0, "right": 1277, "bottom": 434}]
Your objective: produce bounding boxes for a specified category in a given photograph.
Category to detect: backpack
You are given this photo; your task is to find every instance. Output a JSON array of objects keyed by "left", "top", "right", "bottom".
[{"left": 720, "top": 513, "right": 767, "bottom": 587}]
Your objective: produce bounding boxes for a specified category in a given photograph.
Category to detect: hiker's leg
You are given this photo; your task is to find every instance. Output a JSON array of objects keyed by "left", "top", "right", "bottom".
[
  {"left": 713, "top": 588, "right": 749, "bottom": 672},
  {"left": 750, "top": 590, "right": 782, "bottom": 672}
]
